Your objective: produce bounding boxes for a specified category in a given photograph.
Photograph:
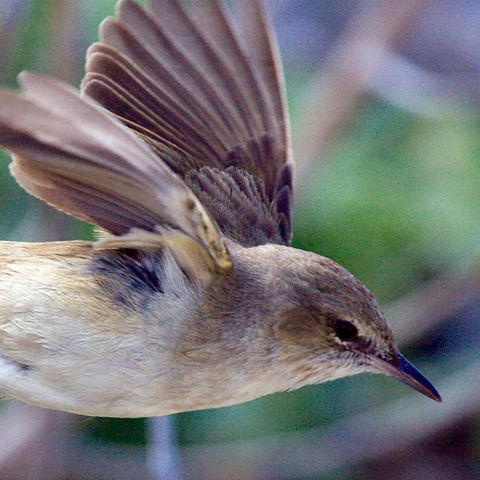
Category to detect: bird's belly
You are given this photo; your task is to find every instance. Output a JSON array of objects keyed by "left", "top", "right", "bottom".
[
  {"left": 0, "top": 249, "right": 185, "bottom": 417},
  {"left": 0, "top": 311, "right": 178, "bottom": 417}
]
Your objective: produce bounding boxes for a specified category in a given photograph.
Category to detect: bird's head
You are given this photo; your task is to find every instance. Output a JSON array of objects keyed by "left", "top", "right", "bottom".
[{"left": 269, "top": 247, "right": 441, "bottom": 402}]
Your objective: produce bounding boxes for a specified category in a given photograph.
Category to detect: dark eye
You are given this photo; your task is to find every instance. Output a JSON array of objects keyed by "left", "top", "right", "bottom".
[{"left": 333, "top": 320, "right": 359, "bottom": 341}]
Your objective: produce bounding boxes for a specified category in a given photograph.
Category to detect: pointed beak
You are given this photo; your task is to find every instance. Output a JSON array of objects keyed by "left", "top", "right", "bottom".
[{"left": 372, "top": 353, "right": 442, "bottom": 402}]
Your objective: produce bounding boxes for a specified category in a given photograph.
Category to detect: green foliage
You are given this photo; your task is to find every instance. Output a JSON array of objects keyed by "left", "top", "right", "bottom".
[
  {"left": 294, "top": 100, "right": 480, "bottom": 302},
  {"left": 81, "top": 417, "right": 147, "bottom": 446}
]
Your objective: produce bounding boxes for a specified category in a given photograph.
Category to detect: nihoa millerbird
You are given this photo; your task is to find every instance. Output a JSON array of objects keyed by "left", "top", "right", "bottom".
[{"left": 0, "top": 0, "right": 440, "bottom": 417}]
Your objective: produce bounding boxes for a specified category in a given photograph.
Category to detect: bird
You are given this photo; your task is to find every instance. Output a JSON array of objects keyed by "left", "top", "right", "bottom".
[{"left": 0, "top": 0, "right": 440, "bottom": 418}]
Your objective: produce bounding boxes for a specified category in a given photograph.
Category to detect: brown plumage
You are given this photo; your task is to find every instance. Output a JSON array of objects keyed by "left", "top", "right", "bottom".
[{"left": 0, "top": 0, "right": 439, "bottom": 417}]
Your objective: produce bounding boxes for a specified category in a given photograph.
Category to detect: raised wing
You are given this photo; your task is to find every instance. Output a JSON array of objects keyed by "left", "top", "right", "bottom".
[
  {"left": 82, "top": 0, "right": 294, "bottom": 246},
  {"left": 0, "top": 73, "right": 231, "bottom": 281}
]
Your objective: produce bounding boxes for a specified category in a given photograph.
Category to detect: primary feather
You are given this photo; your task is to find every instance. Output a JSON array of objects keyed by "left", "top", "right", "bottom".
[{"left": 83, "top": 0, "right": 294, "bottom": 246}]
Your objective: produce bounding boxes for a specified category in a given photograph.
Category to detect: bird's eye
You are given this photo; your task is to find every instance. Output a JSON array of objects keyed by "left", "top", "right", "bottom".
[{"left": 333, "top": 319, "right": 359, "bottom": 342}]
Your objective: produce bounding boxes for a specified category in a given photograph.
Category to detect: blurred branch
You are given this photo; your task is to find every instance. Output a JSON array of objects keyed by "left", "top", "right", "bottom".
[
  {"left": 148, "top": 416, "right": 182, "bottom": 480},
  {"left": 293, "top": 0, "right": 428, "bottom": 186},
  {"left": 368, "top": 50, "right": 480, "bottom": 118},
  {"left": 386, "top": 261, "right": 480, "bottom": 345}
]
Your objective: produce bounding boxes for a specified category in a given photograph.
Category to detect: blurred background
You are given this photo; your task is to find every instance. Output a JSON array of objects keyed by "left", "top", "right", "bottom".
[{"left": 0, "top": 0, "right": 479, "bottom": 478}]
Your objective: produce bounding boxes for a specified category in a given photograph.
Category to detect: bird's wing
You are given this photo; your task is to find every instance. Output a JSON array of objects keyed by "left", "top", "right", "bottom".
[
  {"left": 82, "top": 0, "right": 294, "bottom": 247},
  {"left": 0, "top": 73, "right": 231, "bottom": 282}
]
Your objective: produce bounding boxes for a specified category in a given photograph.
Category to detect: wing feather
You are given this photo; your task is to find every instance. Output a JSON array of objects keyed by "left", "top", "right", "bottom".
[
  {"left": 83, "top": 0, "right": 294, "bottom": 245},
  {"left": 0, "top": 73, "right": 231, "bottom": 277}
]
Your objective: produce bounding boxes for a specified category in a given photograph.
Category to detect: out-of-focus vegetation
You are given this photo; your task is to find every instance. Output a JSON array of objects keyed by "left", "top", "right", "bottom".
[
  {"left": 295, "top": 100, "right": 480, "bottom": 303},
  {"left": 0, "top": 1, "right": 479, "bottom": 479}
]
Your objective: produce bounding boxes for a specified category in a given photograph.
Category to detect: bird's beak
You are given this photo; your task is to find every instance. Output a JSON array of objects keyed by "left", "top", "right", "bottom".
[{"left": 372, "top": 352, "right": 442, "bottom": 402}]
